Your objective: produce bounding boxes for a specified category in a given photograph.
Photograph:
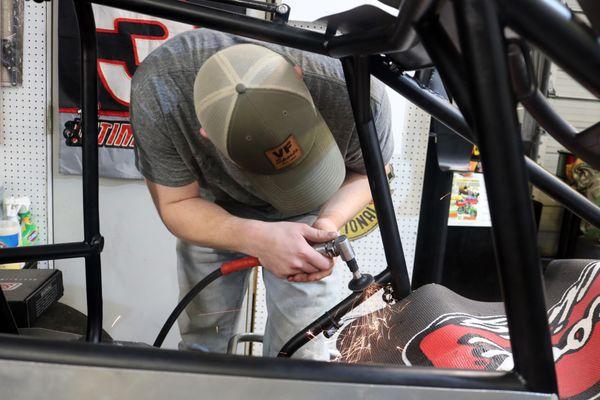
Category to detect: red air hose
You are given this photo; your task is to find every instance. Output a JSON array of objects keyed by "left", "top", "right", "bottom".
[
  {"left": 220, "top": 256, "right": 260, "bottom": 275},
  {"left": 154, "top": 256, "right": 260, "bottom": 347}
]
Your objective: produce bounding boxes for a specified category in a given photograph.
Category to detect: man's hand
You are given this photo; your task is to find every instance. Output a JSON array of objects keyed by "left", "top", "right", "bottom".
[
  {"left": 286, "top": 217, "right": 339, "bottom": 283},
  {"left": 248, "top": 221, "right": 337, "bottom": 280}
]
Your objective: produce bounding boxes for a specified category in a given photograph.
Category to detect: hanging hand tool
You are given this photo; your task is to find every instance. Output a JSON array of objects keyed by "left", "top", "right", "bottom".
[{"left": 1, "top": 0, "right": 22, "bottom": 86}]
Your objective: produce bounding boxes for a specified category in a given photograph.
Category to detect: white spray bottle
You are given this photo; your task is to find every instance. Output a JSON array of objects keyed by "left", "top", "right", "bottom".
[{"left": 0, "top": 196, "right": 28, "bottom": 269}]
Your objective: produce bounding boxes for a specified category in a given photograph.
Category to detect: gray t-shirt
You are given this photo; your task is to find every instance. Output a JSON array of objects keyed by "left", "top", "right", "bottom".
[{"left": 130, "top": 29, "right": 393, "bottom": 219}]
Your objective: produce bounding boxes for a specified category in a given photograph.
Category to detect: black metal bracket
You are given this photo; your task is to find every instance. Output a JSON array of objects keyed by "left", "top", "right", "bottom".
[
  {"left": 191, "top": 0, "right": 290, "bottom": 23},
  {"left": 272, "top": 3, "right": 290, "bottom": 24}
]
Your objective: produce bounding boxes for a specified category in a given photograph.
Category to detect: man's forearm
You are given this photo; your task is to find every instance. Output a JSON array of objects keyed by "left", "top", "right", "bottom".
[
  {"left": 159, "top": 196, "right": 260, "bottom": 255},
  {"left": 155, "top": 194, "right": 337, "bottom": 279},
  {"left": 314, "top": 170, "right": 373, "bottom": 231}
]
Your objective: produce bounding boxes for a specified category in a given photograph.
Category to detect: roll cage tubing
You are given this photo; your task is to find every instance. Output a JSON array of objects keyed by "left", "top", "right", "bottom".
[{"left": 1, "top": 0, "right": 599, "bottom": 395}]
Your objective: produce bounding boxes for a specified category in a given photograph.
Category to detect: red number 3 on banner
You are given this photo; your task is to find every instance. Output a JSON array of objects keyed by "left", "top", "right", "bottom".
[{"left": 95, "top": 15, "right": 194, "bottom": 107}]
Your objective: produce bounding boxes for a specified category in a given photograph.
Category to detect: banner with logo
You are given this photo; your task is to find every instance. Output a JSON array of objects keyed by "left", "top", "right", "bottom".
[{"left": 58, "top": 1, "right": 244, "bottom": 179}]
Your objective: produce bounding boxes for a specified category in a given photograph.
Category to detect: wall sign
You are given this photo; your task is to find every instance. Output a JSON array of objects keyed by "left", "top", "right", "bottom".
[
  {"left": 58, "top": 2, "right": 244, "bottom": 179},
  {"left": 447, "top": 172, "right": 491, "bottom": 227}
]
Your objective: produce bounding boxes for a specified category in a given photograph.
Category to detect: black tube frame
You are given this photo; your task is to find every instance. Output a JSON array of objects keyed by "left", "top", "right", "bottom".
[
  {"left": 496, "top": 0, "right": 600, "bottom": 98},
  {"left": 0, "top": 333, "right": 525, "bottom": 391},
  {"left": 261, "top": 54, "right": 413, "bottom": 358},
  {"left": 0, "top": 0, "right": 598, "bottom": 395},
  {"left": 454, "top": 0, "right": 556, "bottom": 391},
  {"left": 411, "top": 135, "right": 453, "bottom": 290},
  {"left": 202, "top": 0, "right": 276, "bottom": 14},
  {"left": 278, "top": 270, "right": 392, "bottom": 357},
  {"left": 341, "top": 56, "right": 411, "bottom": 299},
  {"left": 507, "top": 41, "right": 600, "bottom": 170},
  {"left": 370, "top": 57, "right": 600, "bottom": 228}
]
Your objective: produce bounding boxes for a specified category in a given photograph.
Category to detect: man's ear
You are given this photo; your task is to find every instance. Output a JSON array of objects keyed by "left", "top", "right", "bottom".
[
  {"left": 293, "top": 65, "right": 304, "bottom": 80},
  {"left": 199, "top": 127, "right": 209, "bottom": 138}
]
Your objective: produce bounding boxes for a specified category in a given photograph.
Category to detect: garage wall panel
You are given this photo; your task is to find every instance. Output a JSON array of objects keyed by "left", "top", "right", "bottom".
[
  {"left": 0, "top": 1, "right": 50, "bottom": 257},
  {"left": 546, "top": 98, "right": 600, "bottom": 131},
  {"left": 550, "top": 67, "right": 596, "bottom": 101}
]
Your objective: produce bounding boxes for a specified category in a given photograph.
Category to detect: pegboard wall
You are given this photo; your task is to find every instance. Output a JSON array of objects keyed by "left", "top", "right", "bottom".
[
  {"left": 251, "top": 103, "right": 431, "bottom": 354},
  {"left": 0, "top": 1, "right": 50, "bottom": 249}
]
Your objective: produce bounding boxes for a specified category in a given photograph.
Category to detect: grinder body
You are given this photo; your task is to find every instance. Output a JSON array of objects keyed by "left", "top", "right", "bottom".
[{"left": 312, "top": 235, "right": 373, "bottom": 292}]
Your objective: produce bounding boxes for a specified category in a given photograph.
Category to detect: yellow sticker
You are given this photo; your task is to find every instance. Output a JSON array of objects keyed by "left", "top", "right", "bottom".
[
  {"left": 341, "top": 203, "right": 379, "bottom": 241},
  {"left": 341, "top": 165, "right": 396, "bottom": 241},
  {"left": 265, "top": 134, "right": 303, "bottom": 171}
]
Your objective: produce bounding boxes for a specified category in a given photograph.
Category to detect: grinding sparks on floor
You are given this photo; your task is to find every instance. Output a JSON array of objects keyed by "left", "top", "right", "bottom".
[
  {"left": 194, "top": 308, "right": 240, "bottom": 317},
  {"left": 111, "top": 315, "right": 122, "bottom": 329},
  {"left": 335, "top": 286, "right": 411, "bottom": 364}
]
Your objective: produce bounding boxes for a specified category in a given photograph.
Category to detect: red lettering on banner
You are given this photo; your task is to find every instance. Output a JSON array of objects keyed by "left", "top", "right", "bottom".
[
  {"left": 126, "top": 135, "right": 136, "bottom": 148},
  {"left": 62, "top": 116, "right": 136, "bottom": 150},
  {"left": 114, "top": 124, "right": 132, "bottom": 147},
  {"left": 105, "top": 123, "right": 121, "bottom": 146},
  {"left": 97, "top": 122, "right": 112, "bottom": 145}
]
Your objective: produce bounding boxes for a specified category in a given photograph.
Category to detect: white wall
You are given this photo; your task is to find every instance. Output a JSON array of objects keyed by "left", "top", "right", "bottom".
[{"left": 51, "top": 173, "right": 181, "bottom": 347}]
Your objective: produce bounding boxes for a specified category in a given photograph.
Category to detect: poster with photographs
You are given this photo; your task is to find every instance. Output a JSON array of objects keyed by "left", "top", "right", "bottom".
[{"left": 448, "top": 172, "right": 491, "bottom": 227}]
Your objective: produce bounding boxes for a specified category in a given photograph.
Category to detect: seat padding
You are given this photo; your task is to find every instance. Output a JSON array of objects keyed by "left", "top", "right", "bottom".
[{"left": 337, "top": 260, "right": 600, "bottom": 399}]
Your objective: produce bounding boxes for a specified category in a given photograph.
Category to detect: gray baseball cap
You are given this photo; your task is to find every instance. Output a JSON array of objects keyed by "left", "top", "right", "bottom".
[{"left": 194, "top": 44, "right": 345, "bottom": 216}]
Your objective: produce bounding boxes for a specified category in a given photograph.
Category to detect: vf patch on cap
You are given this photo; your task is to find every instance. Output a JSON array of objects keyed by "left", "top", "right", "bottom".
[{"left": 265, "top": 134, "right": 304, "bottom": 171}]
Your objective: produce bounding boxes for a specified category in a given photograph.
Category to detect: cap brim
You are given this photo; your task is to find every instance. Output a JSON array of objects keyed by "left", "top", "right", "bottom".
[{"left": 242, "top": 114, "right": 346, "bottom": 217}]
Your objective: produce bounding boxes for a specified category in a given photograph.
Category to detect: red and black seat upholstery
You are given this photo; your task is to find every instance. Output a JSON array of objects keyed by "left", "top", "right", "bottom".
[{"left": 337, "top": 260, "right": 600, "bottom": 400}]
